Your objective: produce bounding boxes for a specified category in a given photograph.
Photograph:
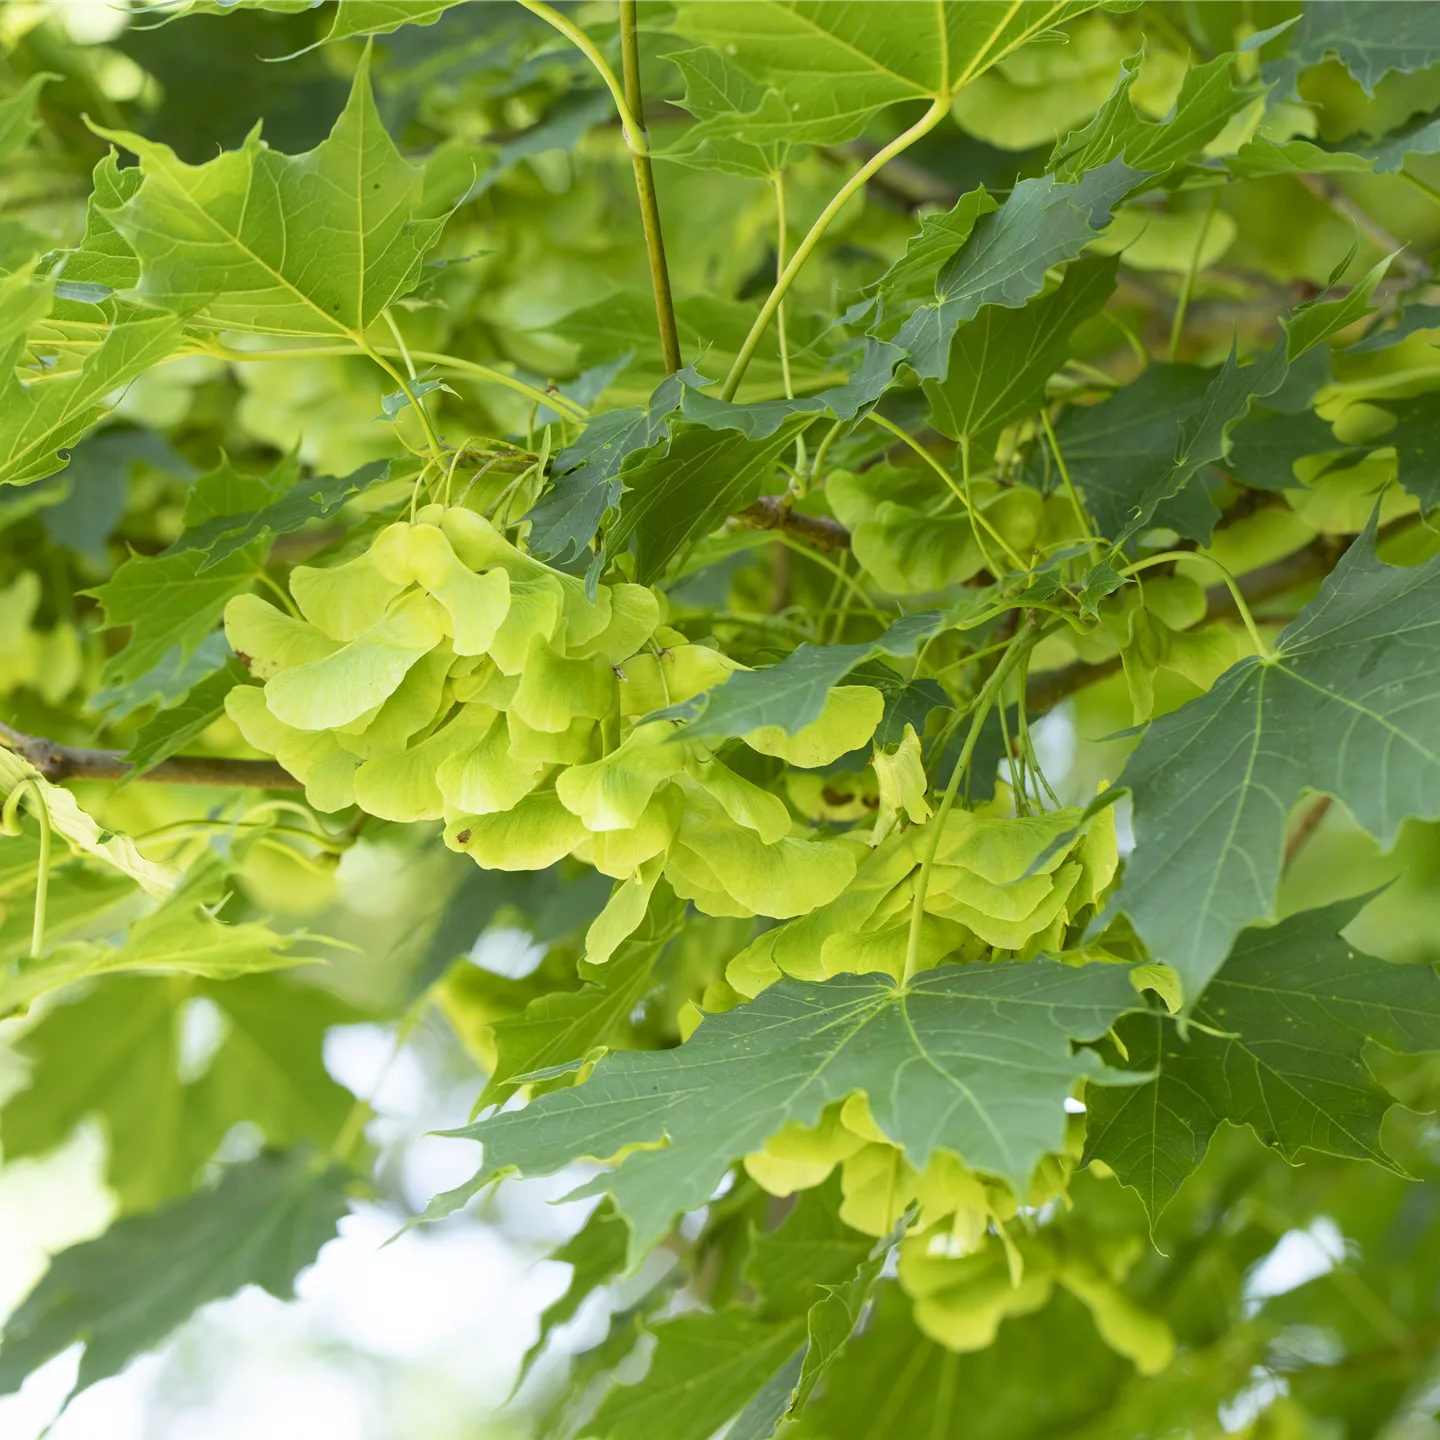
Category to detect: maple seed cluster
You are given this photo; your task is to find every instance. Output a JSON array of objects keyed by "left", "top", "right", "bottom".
[{"left": 221, "top": 503, "right": 888, "bottom": 960}]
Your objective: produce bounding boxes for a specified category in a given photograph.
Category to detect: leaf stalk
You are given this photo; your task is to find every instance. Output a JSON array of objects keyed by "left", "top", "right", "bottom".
[
  {"left": 722, "top": 96, "right": 951, "bottom": 401},
  {"left": 619, "top": 0, "right": 683, "bottom": 374}
]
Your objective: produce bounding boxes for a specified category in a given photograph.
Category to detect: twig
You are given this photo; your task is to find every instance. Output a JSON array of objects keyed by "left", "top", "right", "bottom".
[
  {"left": 0, "top": 721, "right": 302, "bottom": 789},
  {"left": 1284, "top": 794, "right": 1333, "bottom": 870},
  {"left": 1295, "top": 173, "right": 1431, "bottom": 279},
  {"left": 731, "top": 495, "right": 851, "bottom": 550},
  {"left": 619, "top": 0, "right": 682, "bottom": 375}
]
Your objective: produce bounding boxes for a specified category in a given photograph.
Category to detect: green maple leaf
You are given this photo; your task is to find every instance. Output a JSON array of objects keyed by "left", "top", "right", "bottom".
[
  {"left": 92, "top": 543, "right": 266, "bottom": 688},
  {"left": 92, "top": 50, "right": 444, "bottom": 340},
  {"left": 592, "top": 1310, "right": 807, "bottom": 1440},
  {"left": 479, "top": 882, "right": 685, "bottom": 1104},
  {"left": 169, "top": 457, "right": 393, "bottom": 569},
  {"left": 1117, "top": 524, "right": 1440, "bottom": 1004},
  {"left": 655, "top": 611, "right": 942, "bottom": 738},
  {"left": 610, "top": 415, "right": 812, "bottom": 582},
  {"left": 892, "top": 160, "right": 1141, "bottom": 381},
  {"left": 662, "top": 47, "right": 804, "bottom": 178},
  {"left": 526, "top": 365, "right": 705, "bottom": 565},
  {"left": 0, "top": 308, "right": 186, "bottom": 487},
  {"left": 1052, "top": 363, "right": 1223, "bottom": 543},
  {"left": 871, "top": 187, "right": 998, "bottom": 310},
  {"left": 1050, "top": 50, "right": 1263, "bottom": 182},
  {"left": 122, "top": 659, "right": 250, "bottom": 776},
  {"left": 0, "top": 73, "right": 52, "bottom": 165},
  {"left": 430, "top": 960, "right": 1140, "bottom": 1260},
  {"left": 520, "top": 1196, "right": 630, "bottom": 1385},
  {"left": 923, "top": 255, "right": 1119, "bottom": 449},
  {"left": 0, "top": 969, "right": 360, "bottom": 1212},
  {"left": 593, "top": 1185, "right": 888, "bottom": 1440},
  {"left": 1267, "top": 1, "right": 1440, "bottom": 96},
  {"left": 671, "top": 1, "right": 1101, "bottom": 148},
  {"left": 0, "top": 852, "right": 321, "bottom": 1019},
  {"left": 745, "top": 1177, "right": 875, "bottom": 1318},
  {"left": 1085, "top": 898, "right": 1440, "bottom": 1223},
  {"left": 0, "top": 1148, "right": 350, "bottom": 1402}
]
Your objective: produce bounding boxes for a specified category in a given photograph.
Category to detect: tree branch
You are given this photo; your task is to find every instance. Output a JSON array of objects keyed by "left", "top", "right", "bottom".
[
  {"left": 731, "top": 495, "right": 852, "bottom": 550},
  {"left": 0, "top": 721, "right": 302, "bottom": 789}
]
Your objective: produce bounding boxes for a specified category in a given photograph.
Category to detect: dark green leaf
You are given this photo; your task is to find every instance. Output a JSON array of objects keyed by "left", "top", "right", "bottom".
[
  {"left": 1086, "top": 897, "right": 1440, "bottom": 1222},
  {"left": 0, "top": 1148, "right": 349, "bottom": 1401},
  {"left": 923, "top": 255, "right": 1119, "bottom": 448},
  {"left": 431, "top": 961, "right": 1140, "bottom": 1260},
  {"left": 590, "top": 1310, "right": 806, "bottom": 1440},
  {"left": 479, "top": 882, "right": 684, "bottom": 1104},
  {"left": 892, "top": 160, "right": 1142, "bottom": 381},
  {"left": 1117, "top": 523, "right": 1440, "bottom": 1004},
  {"left": 1050, "top": 50, "right": 1261, "bottom": 182},
  {"left": 169, "top": 458, "right": 393, "bottom": 569},
  {"left": 1267, "top": 1, "right": 1440, "bottom": 96},
  {"left": 656, "top": 611, "right": 944, "bottom": 738},
  {"left": 610, "top": 415, "right": 812, "bottom": 583},
  {"left": 1050, "top": 362, "right": 1223, "bottom": 544},
  {"left": 0, "top": 971, "right": 361, "bottom": 1211},
  {"left": 123, "top": 659, "right": 249, "bottom": 775},
  {"left": 520, "top": 1197, "right": 630, "bottom": 1384}
]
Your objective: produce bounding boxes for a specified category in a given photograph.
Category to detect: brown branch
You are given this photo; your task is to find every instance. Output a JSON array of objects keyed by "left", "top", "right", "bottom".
[
  {"left": 731, "top": 495, "right": 851, "bottom": 550},
  {"left": 0, "top": 721, "right": 301, "bottom": 789},
  {"left": 1284, "top": 794, "right": 1334, "bottom": 870}
]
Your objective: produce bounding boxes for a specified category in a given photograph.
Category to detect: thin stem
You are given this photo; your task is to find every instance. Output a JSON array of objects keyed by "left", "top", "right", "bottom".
[
  {"left": 903, "top": 633, "right": 1035, "bottom": 986},
  {"left": 204, "top": 341, "right": 586, "bottom": 421},
  {"left": 958, "top": 435, "right": 1002, "bottom": 579},
  {"left": 773, "top": 173, "right": 795, "bottom": 405},
  {"left": 3, "top": 780, "right": 51, "bottom": 960},
  {"left": 867, "top": 413, "right": 1029, "bottom": 574},
  {"left": 253, "top": 568, "right": 301, "bottom": 618},
  {"left": 1169, "top": 187, "right": 1219, "bottom": 362},
  {"left": 361, "top": 342, "right": 445, "bottom": 457},
  {"left": 1106, "top": 309, "right": 1149, "bottom": 368},
  {"left": 517, "top": 1, "right": 647, "bottom": 153},
  {"left": 722, "top": 96, "right": 950, "bottom": 400},
  {"left": 772, "top": 170, "right": 808, "bottom": 481},
  {"left": 619, "top": 0, "right": 682, "bottom": 374},
  {"left": 382, "top": 308, "right": 419, "bottom": 380},
  {"left": 772, "top": 530, "right": 886, "bottom": 624},
  {"left": 410, "top": 349, "right": 588, "bottom": 420},
  {"left": 1399, "top": 163, "right": 1440, "bottom": 209},
  {"left": 809, "top": 417, "right": 846, "bottom": 488},
  {"left": 1121, "top": 550, "right": 1272, "bottom": 658},
  {"left": 1040, "top": 409, "right": 1093, "bottom": 541}
]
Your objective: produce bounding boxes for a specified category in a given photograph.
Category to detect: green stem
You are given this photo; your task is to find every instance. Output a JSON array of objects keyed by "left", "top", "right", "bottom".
[
  {"left": 809, "top": 417, "right": 846, "bottom": 488},
  {"left": 867, "top": 413, "right": 1029, "bottom": 574},
  {"left": 772, "top": 170, "right": 809, "bottom": 482},
  {"left": 517, "top": 0, "right": 647, "bottom": 153},
  {"left": 3, "top": 779, "right": 51, "bottom": 960},
  {"left": 619, "top": 0, "right": 682, "bottom": 374},
  {"left": 361, "top": 341, "right": 446, "bottom": 458},
  {"left": 1399, "top": 164, "right": 1440, "bottom": 209},
  {"left": 204, "top": 341, "right": 586, "bottom": 422},
  {"left": 1121, "top": 550, "right": 1272, "bottom": 658},
  {"left": 1040, "top": 408, "right": 1094, "bottom": 541},
  {"left": 772, "top": 530, "right": 887, "bottom": 624},
  {"left": 722, "top": 96, "right": 950, "bottom": 401},
  {"left": 903, "top": 633, "right": 1035, "bottom": 987},
  {"left": 1169, "top": 186, "right": 1219, "bottom": 363}
]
